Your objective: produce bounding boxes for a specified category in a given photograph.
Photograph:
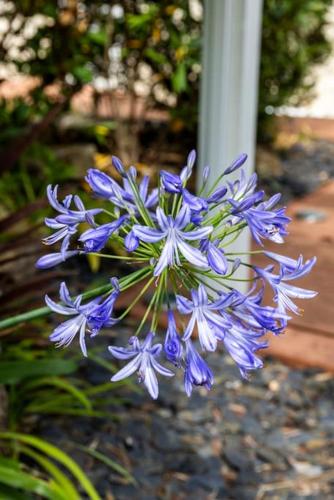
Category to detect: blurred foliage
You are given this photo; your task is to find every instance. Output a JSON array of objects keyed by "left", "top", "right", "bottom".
[
  {"left": 0, "top": 155, "right": 134, "bottom": 498},
  {"left": 259, "top": 0, "right": 332, "bottom": 139},
  {"left": 0, "top": 432, "right": 100, "bottom": 499},
  {"left": 111, "top": 1, "right": 202, "bottom": 127},
  {"left": 0, "top": 0, "right": 331, "bottom": 181},
  {"left": 0, "top": 325, "right": 135, "bottom": 497},
  {"left": 0, "top": 340, "right": 101, "bottom": 499}
]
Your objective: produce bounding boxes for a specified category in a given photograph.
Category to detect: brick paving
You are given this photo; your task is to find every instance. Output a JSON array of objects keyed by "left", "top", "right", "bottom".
[{"left": 252, "top": 181, "right": 334, "bottom": 371}]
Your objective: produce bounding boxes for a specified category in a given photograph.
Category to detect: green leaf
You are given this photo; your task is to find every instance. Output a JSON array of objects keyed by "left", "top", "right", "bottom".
[
  {"left": 0, "top": 433, "right": 101, "bottom": 500},
  {"left": 144, "top": 48, "right": 168, "bottom": 65},
  {"left": 20, "top": 446, "right": 79, "bottom": 500},
  {"left": 88, "top": 30, "right": 107, "bottom": 46},
  {"left": 0, "top": 457, "right": 21, "bottom": 470},
  {"left": 171, "top": 63, "right": 187, "bottom": 93},
  {"left": 0, "top": 360, "right": 78, "bottom": 384},
  {"left": 73, "top": 66, "right": 93, "bottom": 84},
  {"left": 24, "top": 377, "right": 92, "bottom": 411},
  {"left": 0, "top": 483, "right": 34, "bottom": 500},
  {"left": 75, "top": 444, "right": 136, "bottom": 485},
  {"left": 0, "top": 464, "right": 64, "bottom": 499}
]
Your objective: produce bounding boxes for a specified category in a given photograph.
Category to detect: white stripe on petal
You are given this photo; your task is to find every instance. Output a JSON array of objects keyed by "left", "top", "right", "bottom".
[
  {"left": 108, "top": 346, "right": 137, "bottom": 360},
  {"left": 197, "top": 310, "right": 217, "bottom": 352},
  {"left": 133, "top": 225, "right": 165, "bottom": 243},
  {"left": 151, "top": 357, "right": 174, "bottom": 377},
  {"left": 177, "top": 239, "right": 208, "bottom": 268},
  {"left": 143, "top": 365, "right": 159, "bottom": 399},
  {"left": 281, "top": 283, "right": 317, "bottom": 299},
  {"left": 45, "top": 295, "right": 76, "bottom": 315},
  {"left": 111, "top": 354, "right": 141, "bottom": 382},
  {"left": 183, "top": 313, "right": 196, "bottom": 340},
  {"left": 154, "top": 238, "right": 175, "bottom": 276},
  {"left": 79, "top": 320, "right": 88, "bottom": 357},
  {"left": 181, "top": 226, "right": 213, "bottom": 241}
]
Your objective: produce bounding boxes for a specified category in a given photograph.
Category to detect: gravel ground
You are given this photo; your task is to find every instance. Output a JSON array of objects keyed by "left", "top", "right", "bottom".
[
  {"left": 258, "top": 139, "right": 334, "bottom": 204},
  {"left": 37, "top": 344, "right": 334, "bottom": 500}
]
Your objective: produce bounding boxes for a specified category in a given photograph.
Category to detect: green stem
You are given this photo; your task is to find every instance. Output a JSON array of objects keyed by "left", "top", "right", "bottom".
[
  {"left": 102, "top": 209, "right": 117, "bottom": 218},
  {"left": 117, "top": 275, "right": 155, "bottom": 321},
  {"left": 217, "top": 223, "right": 247, "bottom": 244},
  {"left": 225, "top": 250, "right": 263, "bottom": 255},
  {"left": 88, "top": 252, "right": 149, "bottom": 262},
  {"left": 151, "top": 270, "right": 166, "bottom": 331},
  {"left": 125, "top": 175, "right": 155, "bottom": 228},
  {"left": 0, "top": 267, "right": 152, "bottom": 331},
  {"left": 134, "top": 279, "right": 160, "bottom": 336}
]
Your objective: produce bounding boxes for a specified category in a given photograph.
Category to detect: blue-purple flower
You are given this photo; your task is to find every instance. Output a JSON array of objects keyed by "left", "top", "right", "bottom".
[
  {"left": 43, "top": 185, "right": 102, "bottom": 256},
  {"left": 176, "top": 284, "right": 232, "bottom": 352},
  {"left": 87, "top": 279, "right": 120, "bottom": 335},
  {"left": 133, "top": 205, "right": 212, "bottom": 276},
  {"left": 201, "top": 239, "right": 228, "bottom": 275},
  {"left": 35, "top": 150, "right": 317, "bottom": 400},
  {"left": 46, "top": 281, "right": 118, "bottom": 356},
  {"left": 160, "top": 167, "right": 208, "bottom": 214},
  {"left": 230, "top": 193, "right": 291, "bottom": 245},
  {"left": 221, "top": 323, "right": 266, "bottom": 379},
  {"left": 86, "top": 168, "right": 158, "bottom": 213},
  {"left": 164, "top": 311, "right": 183, "bottom": 365},
  {"left": 255, "top": 258, "right": 317, "bottom": 315},
  {"left": 124, "top": 230, "right": 140, "bottom": 251},
  {"left": 46, "top": 185, "right": 102, "bottom": 225},
  {"left": 36, "top": 250, "right": 79, "bottom": 269},
  {"left": 79, "top": 216, "right": 127, "bottom": 252},
  {"left": 109, "top": 332, "right": 174, "bottom": 399},
  {"left": 184, "top": 340, "right": 213, "bottom": 396}
]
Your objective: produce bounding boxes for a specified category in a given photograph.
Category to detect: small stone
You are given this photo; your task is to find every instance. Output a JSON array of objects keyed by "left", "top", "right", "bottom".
[
  {"left": 227, "top": 403, "right": 247, "bottom": 416},
  {"left": 291, "top": 460, "right": 323, "bottom": 477},
  {"left": 124, "top": 436, "right": 134, "bottom": 449},
  {"left": 268, "top": 380, "right": 280, "bottom": 392}
]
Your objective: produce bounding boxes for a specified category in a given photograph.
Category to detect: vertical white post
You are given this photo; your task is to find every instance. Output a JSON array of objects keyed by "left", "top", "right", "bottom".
[{"left": 198, "top": 0, "right": 263, "bottom": 288}]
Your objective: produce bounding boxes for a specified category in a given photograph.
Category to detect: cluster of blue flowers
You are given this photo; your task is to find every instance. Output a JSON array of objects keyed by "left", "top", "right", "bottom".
[{"left": 37, "top": 151, "right": 316, "bottom": 399}]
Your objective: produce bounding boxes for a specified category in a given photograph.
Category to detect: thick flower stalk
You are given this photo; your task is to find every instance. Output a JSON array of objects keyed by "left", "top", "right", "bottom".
[{"left": 33, "top": 151, "right": 317, "bottom": 399}]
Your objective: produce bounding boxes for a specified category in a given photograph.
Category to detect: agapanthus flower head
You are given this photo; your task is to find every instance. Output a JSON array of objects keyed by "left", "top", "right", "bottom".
[{"left": 37, "top": 150, "right": 317, "bottom": 399}]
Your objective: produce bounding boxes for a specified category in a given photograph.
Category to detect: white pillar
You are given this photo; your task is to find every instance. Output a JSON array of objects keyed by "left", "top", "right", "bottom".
[{"left": 198, "top": 0, "right": 263, "bottom": 287}]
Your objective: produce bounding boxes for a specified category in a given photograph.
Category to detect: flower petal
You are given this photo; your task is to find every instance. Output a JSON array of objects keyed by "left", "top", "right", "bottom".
[
  {"left": 181, "top": 226, "right": 213, "bottom": 241},
  {"left": 108, "top": 346, "right": 137, "bottom": 360},
  {"left": 151, "top": 357, "right": 174, "bottom": 377},
  {"left": 133, "top": 225, "right": 165, "bottom": 243},
  {"left": 143, "top": 365, "right": 159, "bottom": 399},
  {"left": 79, "top": 319, "right": 88, "bottom": 357},
  {"left": 45, "top": 295, "right": 75, "bottom": 315},
  {"left": 176, "top": 294, "right": 193, "bottom": 314},
  {"left": 154, "top": 238, "right": 175, "bottom": 276},
  {"left": 177, "top": 239, "right": 208, "bottom": 268},
  {"left": 111, "top": 354, "right": 141, "bottom": 382},
  {"left": 207, "top": 243, "right": 228, "bottom": 275},
  {"left": 175, "top": 204, "right": 191, "bottom": 229},
  {"left": 156, "top": 207, "right": 169, "bottom": 231}
]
